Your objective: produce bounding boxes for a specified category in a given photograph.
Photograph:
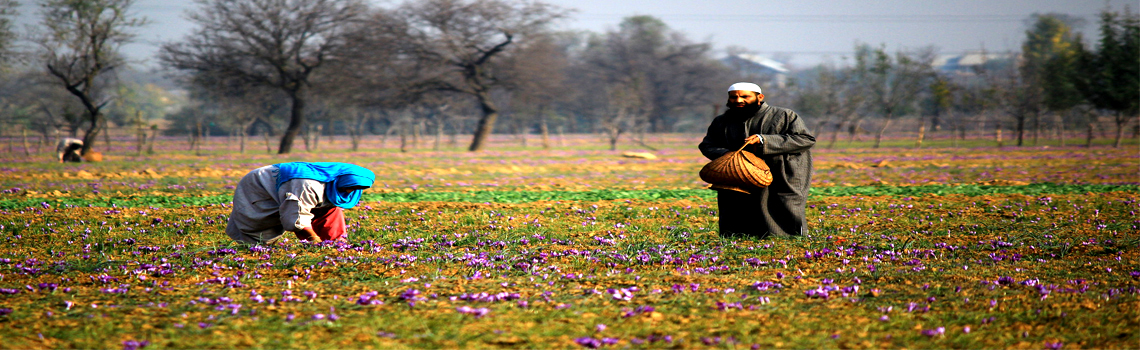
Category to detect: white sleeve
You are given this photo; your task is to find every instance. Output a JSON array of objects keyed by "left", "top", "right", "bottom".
[{"left": 278, "top": 180, "right": 325, "bottom": 231}]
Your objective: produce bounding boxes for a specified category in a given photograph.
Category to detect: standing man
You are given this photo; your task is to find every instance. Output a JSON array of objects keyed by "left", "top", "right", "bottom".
[{"left": 699, "top": 82, "right": 815, "bottom": 238}]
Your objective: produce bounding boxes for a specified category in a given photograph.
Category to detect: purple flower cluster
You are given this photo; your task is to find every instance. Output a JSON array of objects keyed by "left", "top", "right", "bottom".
[
  {"left": 356, "top": 291, "right": 384, "bottom": 305},
  {"left": 121, "top": 340, "right": 149, "bottom": 350},
  {"left": 608, "top": 288, "right": 633, "bottom": 301},
  {"left": 620, "top": 305, "right": 655, "bottom": 318},
  {"left": 451, "top": 292, "right": 520, "bottom": 303},
  {"left": 574, "top": 337, "right": 619, "bottom": 348},
  {"left": 920, "top": 327, "right": 945, "bottom": 337},
  {"left": 455, "top": 306, "right": 490, "bottom": 318}
]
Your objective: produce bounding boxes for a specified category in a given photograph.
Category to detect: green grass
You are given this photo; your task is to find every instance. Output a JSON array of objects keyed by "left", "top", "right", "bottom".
[{"left": 3, "top": 183, "right": 1136, "bottom": 209}]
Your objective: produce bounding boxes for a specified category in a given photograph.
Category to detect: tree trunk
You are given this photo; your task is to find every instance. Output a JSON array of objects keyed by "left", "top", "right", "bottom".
[
  {"left": 915, "top": 120, "right": 925, "bottom": 149},
  {"left": 978, "top": 112, "right": 987, "bottom": 136},
  {"left": 349, "top": 114, "right": 364, "bottom": 151},
  {"left": 1085, "top": 121, "right": 1094, "bottom": 148},
  {"left": 468, "top": 91, "right": 499, "bottom": 151},
  {"left": 418, "top": 120, "right": 426, "bottom": 149},
  {"left": 952, "top": 125, "right": 961, "bottom": 148},
  {"left": 1113, "top": 112, "right": 1124, "bottom": 148},
  {"left": 239, "top": 125, "right": 246, "bottom": 154},
  {"left": 434, "top": 120, "right": 443, "bottom": 151},
  {"left": 448, "top": 119, "right": 459, "bottom": 148},
  {"left": 849, "top": 119, "right": 863, "bottom": 144},
  {"left": 135, "top": 111, "right": 145, "bottom": 156},
  {"left": 540, "top": 117, "right": 551, "bottom": 149},
  {"left": 188, "top": 122, "right": 198, "bottom": 151},
  {"left": 314, "top": 124, "right": 323, "bottom": 151},
  {"left": 278, "top": 90, "right": 306, "bottom": 154},
  {"left": 382, "top": 121, "right": 396, "bottom": 149},
  {"left": 263, "top": 130, "right": 272, "bottom": 154},
  {"left": 21, "top": 128, "right": 30, "bottom": 156},
  {"left": 995, "top": 123, "right": 1003, "bottom": 147},
  {"left": 828, "top": 120, "right": 844, "bottom": 149},
  {"left": 195, "top": 120, "right": 203, "bottom": 156},
  {"left": 136, "top": 125, "right": 145, "bottom": 156},
  {"left": 557, "top": 125, "right": 565, "bottom": 147},
  {"left": 399, "top": 121, "right": 408, "bottom": 153},
  {"left": 302, "top": 123, "right": 312, "bottom": 151},
  {"left": 608, "top": 126, "right": 621, "bottom": 151},
  {"left": 146, "top": 126, "right": 157, "bottom": 155},
  {"left": 874, "top": 117, "right": 892, "bottom": 148},
  {"left": 1015, "top": 114, "right": 1025, "bottom": 147}
]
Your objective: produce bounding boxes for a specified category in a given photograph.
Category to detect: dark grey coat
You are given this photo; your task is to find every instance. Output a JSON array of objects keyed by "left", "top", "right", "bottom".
[{"left": 698, "top": 102, "right": 815, "bottom": 237}]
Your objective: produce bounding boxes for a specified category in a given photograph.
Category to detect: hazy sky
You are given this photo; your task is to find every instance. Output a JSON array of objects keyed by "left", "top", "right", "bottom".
[{"left": 15, "top": 0, "right": 1134, "bottom": 69}]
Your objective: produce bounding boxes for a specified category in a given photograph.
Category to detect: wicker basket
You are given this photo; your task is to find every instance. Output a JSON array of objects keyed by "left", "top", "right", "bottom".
[
  {"left": 699, "top": 144, "right": 772, "bottom": 194},
  {"left": 83, "top": 151, "right": 104, "bottom": 162}
]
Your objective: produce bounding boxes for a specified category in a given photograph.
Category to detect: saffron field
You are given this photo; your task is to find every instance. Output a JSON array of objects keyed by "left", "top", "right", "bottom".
[{"left": 0, "top": 135, "right": 1137, "bottom": 349}]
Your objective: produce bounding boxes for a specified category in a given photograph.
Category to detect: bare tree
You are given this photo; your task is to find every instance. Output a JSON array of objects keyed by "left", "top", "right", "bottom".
[
  {"left": 399, "top": 0, "right": 564, "bottom": 151},
  {"left": 496, "top": 32, "right": 570, "bottom": 149},
  {"left": 38, "top": 0, "right": 146, "bottom": 156},
  {"left": 854, "top": 44, "right": 935, "bottom": 148},
  {"left": 580, "top": 16, "right": 725, "bottom": 134},
  {"left": 160, "top": 0, "right": 366, "bottom": 154},
  {"left": 793, "top": 64, "right": 864, "bottom": 148},
  {"left": 317, "top": 7, "right": 418, "bottom": 150}
]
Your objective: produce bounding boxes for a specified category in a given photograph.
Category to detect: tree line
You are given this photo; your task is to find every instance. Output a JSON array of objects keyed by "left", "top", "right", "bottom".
[{"left": 0, "top": 0, "right": 1136, "bottom": 156}]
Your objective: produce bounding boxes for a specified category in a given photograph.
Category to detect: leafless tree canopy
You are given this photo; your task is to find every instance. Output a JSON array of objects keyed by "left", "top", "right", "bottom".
[
  {"left": 2, "top": 2, "right": 1135, "bottom": 154},
  {"left": 160, "top": 0, "right": 367, "bottom": 154},
  {"left": 39, "top": 0, "right": 147, "bottom": 155},
  {"left": 396, "top": 0, "right": 567, "bottom": 151}
]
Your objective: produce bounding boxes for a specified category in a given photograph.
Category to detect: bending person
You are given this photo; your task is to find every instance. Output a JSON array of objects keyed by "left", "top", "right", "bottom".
[
  {"left": 56, "top": 138, "right": 84, "bottom": 163},
  {"left": 226, "top": 162, "right": 375, "bottom": 244}
]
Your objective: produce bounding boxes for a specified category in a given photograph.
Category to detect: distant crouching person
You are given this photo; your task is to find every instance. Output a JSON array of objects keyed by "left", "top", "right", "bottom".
[
  {"left": 56, "top": 138, "right": 83, "bottom": 163},
  {"left": 699, "top": 83, "right": 815, "bottom": 238},
  {"left": 226, "top": 162, "right": 375, "bottom": 244}
]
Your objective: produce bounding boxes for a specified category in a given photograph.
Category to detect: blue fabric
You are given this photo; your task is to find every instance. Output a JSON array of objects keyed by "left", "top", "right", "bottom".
[{"left": 274, "top": 162, "right": 375, "bottom": 209}]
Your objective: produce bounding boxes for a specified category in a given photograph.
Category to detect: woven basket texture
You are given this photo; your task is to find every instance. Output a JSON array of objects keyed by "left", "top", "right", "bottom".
[
  {"left": 699, "top": 145, "right": 772, "bottom": 194},
  {"left": 83, "top": 151, "right": 104, "bottom": 162}
]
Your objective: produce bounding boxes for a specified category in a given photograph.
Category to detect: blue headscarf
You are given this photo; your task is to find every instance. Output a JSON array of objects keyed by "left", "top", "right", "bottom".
[{"left": 274, "top": 162, "right": 376, "bottom": 209}]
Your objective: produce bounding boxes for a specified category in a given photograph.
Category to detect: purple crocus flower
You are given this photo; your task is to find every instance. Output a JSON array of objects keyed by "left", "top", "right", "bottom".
[
  {"left": 608, "top": 288, "right": 633, "bottom": 301},
  {"left": 920, "top": 327, "right": 945, "bottom": 337},
  {"left": 122, "top": 340, "right": 149, "bottom": 350},
  {"left": 575, "top": 337, "right": 602, "bottom": 348}
]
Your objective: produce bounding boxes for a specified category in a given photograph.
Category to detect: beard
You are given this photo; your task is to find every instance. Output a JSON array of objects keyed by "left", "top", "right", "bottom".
[
  {"left": 727, "top": 99, "right": 760, "bottom": 109},
  {"left": 726, "top": 99, "right": 761, "bottom": 116}
]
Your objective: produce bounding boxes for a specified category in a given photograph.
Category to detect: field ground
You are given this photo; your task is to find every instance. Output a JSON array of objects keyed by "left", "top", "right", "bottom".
[{"left": 0, "top": 134, "right": 1137, "bottom": 349}]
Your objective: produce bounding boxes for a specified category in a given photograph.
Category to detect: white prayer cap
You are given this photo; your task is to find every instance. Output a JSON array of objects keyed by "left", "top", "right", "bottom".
[{"left": 727, "top": 82, "right": 762, "bottom": 94}]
